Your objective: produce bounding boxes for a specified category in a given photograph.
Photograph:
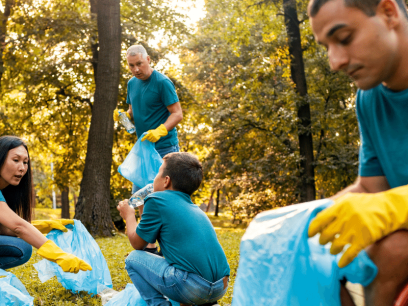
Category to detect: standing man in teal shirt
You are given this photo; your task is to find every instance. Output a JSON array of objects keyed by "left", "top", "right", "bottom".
[
  {"left": 125, "top": 44, "right": 183, "bottom": 190},
  {"left": 125, "top": 44, "right": 183, "bottom": 253}
]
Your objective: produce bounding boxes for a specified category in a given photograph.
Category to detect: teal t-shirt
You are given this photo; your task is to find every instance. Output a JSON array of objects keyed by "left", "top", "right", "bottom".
[
  {"left": 0, "top": 190, "right": 5, "bottom": 202},
  {"left": 136, "top": 190, "right": 230, "bottom": 282},
  {"left": 126, "top": 70, "right": 179, "bottom": 149},
  {"left": 356, "top": 84, "right": 408, "bottom": 188}
]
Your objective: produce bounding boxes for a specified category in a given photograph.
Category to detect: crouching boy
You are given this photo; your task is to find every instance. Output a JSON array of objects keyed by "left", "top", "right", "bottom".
[{"left": 117, "top": 152, "right": 230, "bottom": 306}]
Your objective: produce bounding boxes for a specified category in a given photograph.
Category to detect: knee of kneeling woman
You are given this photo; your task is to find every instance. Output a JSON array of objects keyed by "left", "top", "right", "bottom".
[{"left": 20, "top": 241, "right": 32, "bottom": 265}]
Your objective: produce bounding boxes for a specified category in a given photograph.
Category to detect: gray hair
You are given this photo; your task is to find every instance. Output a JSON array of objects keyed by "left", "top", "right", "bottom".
[{"left": 126, "top": 45, "right": 148, "bottom": 58}]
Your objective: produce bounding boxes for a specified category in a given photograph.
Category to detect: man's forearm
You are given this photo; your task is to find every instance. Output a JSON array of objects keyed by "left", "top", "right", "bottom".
[
  {"left": 330, "top": 176, "right": 390, "bottom": 200},
  {"left": 127, "top": 108, "right": 133, "bottom": 120},
  {"left": 163, "top": 112, "right": 182, "bottom": 131},
  {"left": 330, "top": 183, "right": 368, "bottom": 200},
  {"left": 125, "top": 215, "right": 138, "bottom": 242},
  {"left": 124, "top": 215, "right": 147, "bottom": 250}
]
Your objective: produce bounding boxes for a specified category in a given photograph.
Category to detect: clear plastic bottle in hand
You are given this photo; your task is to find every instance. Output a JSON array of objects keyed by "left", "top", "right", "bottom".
[
  {"left": 118, "top": 111, "right": 136, "bottom": 134},
  {"left": 129, "top": 184, "right": 154, "bottom": 208}
]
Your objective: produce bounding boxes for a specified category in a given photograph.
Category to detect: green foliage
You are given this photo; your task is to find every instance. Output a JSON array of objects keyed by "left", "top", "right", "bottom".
[
  {"left": 0, "top": 0, "right": 363, "bottom": 227},
  {"left": 180, "top": 0, "right": 359, "bottom": 221},
  {"left": 0, "top": 0, "right": 191, "bottom": 219}
]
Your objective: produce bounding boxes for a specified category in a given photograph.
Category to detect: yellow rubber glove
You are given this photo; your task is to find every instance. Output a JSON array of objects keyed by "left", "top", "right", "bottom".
[
  {"left": 141, "top": 124, "right": 168, "bottom": 143},
  {"left": 32, "top": 219, "right": 74, "bottom": 234},
  {"left": 114, "top": 109, "right": 130, "bottom": 122},
  {"left": 37, "top": 240, "right": 92, "bottom": 273},
  {"left": 308, "top": 185, "right": 408, "bottom": 268}
]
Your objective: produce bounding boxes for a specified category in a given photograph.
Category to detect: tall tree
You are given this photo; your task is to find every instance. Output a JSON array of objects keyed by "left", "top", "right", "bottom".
[
  {"left": 281, "top": 0, "right": 315, "bottom": 201},
  {"left": 0, "top": 0, "right": 15, "bottom": 86},
  {"left": 61, "top": 187, "right": 70, "bottom": 218},
  {"left": 74, "top": 0, "right": 121, "bottom": 236}
]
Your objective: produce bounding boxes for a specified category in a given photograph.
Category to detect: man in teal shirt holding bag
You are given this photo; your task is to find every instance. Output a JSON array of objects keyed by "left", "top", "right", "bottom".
[
  {"left": 120, "top": 44, "right": 183, "bottom": 254},
  {"left": 123, "top": 45, "right": 183, "bottom": 191},
  {"left": 125, "top": 45, "right": 183, "bottom": 156}
]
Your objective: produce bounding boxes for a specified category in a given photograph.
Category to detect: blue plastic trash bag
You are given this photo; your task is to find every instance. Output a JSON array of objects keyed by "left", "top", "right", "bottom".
[
  {"left": 0, "top": 269, "right": 34, "bottom": 306},
  {"left": 33, "top": 220, "right": 112, "bottom": 295},
  {"left": 105, "top": 284, "right": 180, "bottom": 306},
  {"left": 232, "top": 199, "right": 378, "bottom": 306},
  {"left": 118, "top": 132, "right": 163, "bottom": 189}
]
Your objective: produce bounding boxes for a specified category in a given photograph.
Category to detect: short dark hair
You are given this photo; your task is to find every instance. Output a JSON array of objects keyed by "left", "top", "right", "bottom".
[
  {"left": 309, "top": 0, "right": 408, "bottom": 19},
  {"left": 162, "top": 152, "right": 203, "bottom": 196},
  {"left": 0, "top": 135, "right": 33, "bottom": 222}
]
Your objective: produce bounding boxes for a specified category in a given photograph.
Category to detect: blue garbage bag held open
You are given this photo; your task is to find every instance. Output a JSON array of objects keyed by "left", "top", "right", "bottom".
[
  {"left": 0, "top": 269, "right": 34, "bottom": 305},
  {"left": 33, "top": 220, "right": 112, "bottom": 295},
  {"left": 232, "top": 199, "right": 378, "bottom": 306},
  {"left": 118, "top": 133, "right": 163, "bottom": 189},
  {"left": 105, "top": 284, "right": 181, "bottom": 306}
]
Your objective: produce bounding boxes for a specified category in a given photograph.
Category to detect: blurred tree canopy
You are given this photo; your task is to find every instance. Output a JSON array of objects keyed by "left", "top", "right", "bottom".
[
  {"left": 0, "top": 0, "right": 190, "bottom": 230},
  {"left": 0, "top": 0, "right": 362, "bottom": 228},
  {"left": 180, "top": 0, "right": 359, "bottom": 222}
]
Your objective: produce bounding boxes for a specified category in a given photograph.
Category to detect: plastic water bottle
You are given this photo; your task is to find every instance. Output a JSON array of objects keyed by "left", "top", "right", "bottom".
[
  {"left": 129, "top": 184, "right": 154, "bottom": 208},
  {"left": 98, "top": 287, "right": 119, "bottom": 305},
  {"left": 118, "top": 111, "right": 136, "bottom": 134}
]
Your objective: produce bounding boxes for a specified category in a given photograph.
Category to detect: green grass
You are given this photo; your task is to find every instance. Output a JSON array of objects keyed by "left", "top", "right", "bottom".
[
  {"left": 206, "top": 212, "right": 248, "bottom": 230},
  {"left": 34, "top": 208, "right": 75, "bottom": 221},
  {"left": 7, "top": 209, "right": 245, "bottom": 305}
]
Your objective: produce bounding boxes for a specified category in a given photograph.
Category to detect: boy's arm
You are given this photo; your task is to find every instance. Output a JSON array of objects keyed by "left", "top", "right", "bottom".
[{"left": 117, "top": 200, "right": 148, "bottom": 250}]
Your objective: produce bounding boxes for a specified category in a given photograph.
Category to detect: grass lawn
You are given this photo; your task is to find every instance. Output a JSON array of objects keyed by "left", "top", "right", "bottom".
[{"left": 7, "top": 209, "right": 245, "bottom": 305}]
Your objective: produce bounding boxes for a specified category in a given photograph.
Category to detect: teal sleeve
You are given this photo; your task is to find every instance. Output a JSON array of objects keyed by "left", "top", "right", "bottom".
[
  {"left": 160, "top": 79, "right": 179, "bottom": 107},
  {"left": 0, "top": 190, "right": 5, "bottom": 203},
  {"left": 126, "top": 82, "right": 131, "bottom": 105},
  {"left": 136, "top": 197, "right": 162, "bottom": 244},
  {"left": 356, "top": 92, "right": 384, "bottom": 177}
]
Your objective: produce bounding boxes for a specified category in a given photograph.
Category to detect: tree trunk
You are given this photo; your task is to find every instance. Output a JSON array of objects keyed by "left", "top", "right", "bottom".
[
  {"left": 214, "top": 189, "right": 220, "bottom": 217},
  {"left": 283, "top": 0, "right": 316, "bottom": 202},
  {"left": 75, "top": 0, "right": 121, "bottom": 236},
  {"left": 206, "top": 190, "right": 215, "bottom": 213},
  {"left": 0, "top": 0, "right": 15, "bottom": 86},
  {"left": 89, "top": 0, "right": 98, "bottom": 82},
  {"left": 61, "top": 186, "right": 70, "bottom": 219}
]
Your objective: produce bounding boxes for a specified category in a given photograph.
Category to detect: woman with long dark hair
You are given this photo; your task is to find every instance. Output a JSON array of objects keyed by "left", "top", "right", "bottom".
[{"left": 0, "top": 135, "right": 91, "bottom": 272}]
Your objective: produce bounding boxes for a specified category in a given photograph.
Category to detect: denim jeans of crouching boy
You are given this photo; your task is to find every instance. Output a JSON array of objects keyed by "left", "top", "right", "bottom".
[{"left": 125, "top": 250, "right": 228, "bottom": 306}]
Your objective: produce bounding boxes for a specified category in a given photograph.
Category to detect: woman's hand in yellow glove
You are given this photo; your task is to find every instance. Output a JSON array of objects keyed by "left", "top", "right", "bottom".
[
  {"left": 114, "top": 109, "right": 130, "bottom": 121},
  {"left": 32, "top": 219, "right": 74, "bottom": 234},
  {"left": 37, "top": 240, "right": 92, "bottom": 273},
  {"left": 142, "top": 124, "right": 168, "bottom": 143},
  {"left": 308, "top": 185, "right": 408, "bottom": 268}
]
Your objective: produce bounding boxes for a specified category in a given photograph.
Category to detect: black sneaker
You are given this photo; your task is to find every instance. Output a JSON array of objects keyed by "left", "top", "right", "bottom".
[
  {"left": 198, "top": 302, "right": 219, "bottom": 306},
  {"left": 143, "top": 247, "right": 163, "bottom": 257}
]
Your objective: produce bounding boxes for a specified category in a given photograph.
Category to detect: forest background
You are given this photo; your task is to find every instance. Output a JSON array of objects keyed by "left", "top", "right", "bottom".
[{"left": 0, "top": 0, "right": 387, "bottom": 235}]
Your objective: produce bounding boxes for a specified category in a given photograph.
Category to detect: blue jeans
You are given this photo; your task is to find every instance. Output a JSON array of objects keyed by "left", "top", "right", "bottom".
[
  {"left": 0, "top": 235, "right": 32, "bottom": 269},
  {"left": 125, "top": 251, "right": 228, "bottom": 306},
  {"left": 132, "top": 144, "right": 180, "bottom": 194}
]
